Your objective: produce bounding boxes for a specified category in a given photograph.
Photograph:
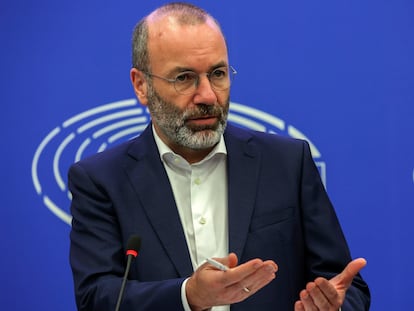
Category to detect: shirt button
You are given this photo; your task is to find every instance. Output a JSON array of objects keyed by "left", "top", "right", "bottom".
[
  {"left": 199, "top": 217, "right": 207, "bottom": 225},
  {"left": 194, "top": 177, "right": 201, "bottom": 185}
]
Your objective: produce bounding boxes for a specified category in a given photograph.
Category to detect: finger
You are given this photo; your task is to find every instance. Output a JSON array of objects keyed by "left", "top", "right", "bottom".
[
  {"left": 235, "top": 263, "right": 276, "bottom": 293},
  {"left": 345, "top": 258, "right": 367, "bottom": 277},
  {"left": 263, "top": 260, "right": 278, "bottom": 272},
  {"left": 214, "top": 260, "right": 276, "bottom": 304},
  {"left": 223, "top": 275, "right": 275, "bottom": 304},
  {"left": 299, "top": 288, "right": 318, "bottom": 311},
  {"left": 294, "top": 301, "right": 305, "bottom": 311},
  {"left": 222, "top": 259, "right": 264, "bottom": 284},
  {"left": 343, "top": 258, "right": 367, "bottom": 279},
  {"left": 209, "top": 253, "right": 238, "bottom": 270},
  {"left": 307, "top": 280, "right": 333, "bottom": 310},
  {"left": 314, "top": 277, "right": 341, "bottom": 306},
  {"left": 221, "top": 252, "right": 238, "bottom": 268},
  {"left": 332, "top": 258, "right": 367, "bottom": 289},
  {"left": 234, "top": 260, "right": 277, "bottom": 281}
]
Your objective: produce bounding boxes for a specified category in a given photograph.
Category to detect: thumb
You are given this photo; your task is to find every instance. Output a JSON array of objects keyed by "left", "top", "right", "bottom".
[
  {"left": 215, "top": 253, "right": 238, "bottom": 269},
  {"left": 331, "top": 258, "right": 367, "bottom": 290}
]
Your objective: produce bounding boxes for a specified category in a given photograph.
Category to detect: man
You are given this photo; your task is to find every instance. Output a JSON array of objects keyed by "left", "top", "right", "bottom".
[{"left": 69, "top": 2, "right": 370, "bottom": 311}]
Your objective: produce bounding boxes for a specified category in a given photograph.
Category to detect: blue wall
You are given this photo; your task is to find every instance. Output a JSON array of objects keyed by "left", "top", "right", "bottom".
[{"left": 2, "top": 1, "right": 413, "bottom": 310}]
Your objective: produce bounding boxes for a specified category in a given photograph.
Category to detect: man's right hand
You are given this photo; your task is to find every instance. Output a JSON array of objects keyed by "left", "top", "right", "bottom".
[{"left": 186, "top": 253, "right": 278, "bottom": 311}]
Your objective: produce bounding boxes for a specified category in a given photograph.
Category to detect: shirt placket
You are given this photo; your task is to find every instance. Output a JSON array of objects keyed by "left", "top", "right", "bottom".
[{"left": 190, "top": 165, "right": 217, "bottom": 267}]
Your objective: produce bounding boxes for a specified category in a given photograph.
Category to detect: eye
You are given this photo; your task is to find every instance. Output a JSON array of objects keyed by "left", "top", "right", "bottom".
[
  {"left": 211, "top": 68, "right": 227, "bottom": 79},
  {"left": 175, "top": 72, "right": 197, "bottom": 84}
]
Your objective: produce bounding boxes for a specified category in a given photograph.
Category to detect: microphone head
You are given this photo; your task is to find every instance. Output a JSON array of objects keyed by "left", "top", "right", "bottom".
[{"left": 126, "top": 235, "right": 141, "bottom": 257}]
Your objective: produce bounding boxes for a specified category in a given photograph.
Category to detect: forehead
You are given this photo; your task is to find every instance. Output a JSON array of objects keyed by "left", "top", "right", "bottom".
[{"left": 146, "top": 15, "right": 228, "bottom": 73}]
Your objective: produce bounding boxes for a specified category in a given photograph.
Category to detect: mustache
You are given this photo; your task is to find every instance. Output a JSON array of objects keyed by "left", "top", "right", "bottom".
[{"left": 183, "top": 104, "right": 223, "bottom": 119}]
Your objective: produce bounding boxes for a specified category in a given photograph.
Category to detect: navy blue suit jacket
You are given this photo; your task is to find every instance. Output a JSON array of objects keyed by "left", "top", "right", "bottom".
[{"left": 69, "top": 123, "right": 370, "bottom": 310}]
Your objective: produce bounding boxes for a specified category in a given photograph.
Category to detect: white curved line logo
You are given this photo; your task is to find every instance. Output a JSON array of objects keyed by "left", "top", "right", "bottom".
[{"left": 31, "top": 99, "right": 326, "bottom": 225}]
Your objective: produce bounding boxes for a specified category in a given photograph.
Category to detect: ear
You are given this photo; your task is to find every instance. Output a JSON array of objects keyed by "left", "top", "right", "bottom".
[{"left": 130, "top": 68, "right": 148, "bottom": 106}]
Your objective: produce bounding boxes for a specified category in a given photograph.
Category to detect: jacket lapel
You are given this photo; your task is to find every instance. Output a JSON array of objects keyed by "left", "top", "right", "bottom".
[
  {"left": 125, "top": 125, "right": 193, "bottom": 277},
  {"left": 225, "top": 125, "right": 261, "bottom": 259},
  {"left": 124, "top": 124, "right": 260, "bottom": 273}
]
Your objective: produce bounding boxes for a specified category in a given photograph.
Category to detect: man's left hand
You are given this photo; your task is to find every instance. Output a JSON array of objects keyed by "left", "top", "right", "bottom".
[{"left": 294, "top": 258, "right": 367, "bottom": 311}]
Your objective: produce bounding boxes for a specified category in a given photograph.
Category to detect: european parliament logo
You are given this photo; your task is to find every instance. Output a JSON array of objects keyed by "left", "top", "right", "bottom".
[{"left": 31, "top": 99, "right": 326, "bottom": 225}]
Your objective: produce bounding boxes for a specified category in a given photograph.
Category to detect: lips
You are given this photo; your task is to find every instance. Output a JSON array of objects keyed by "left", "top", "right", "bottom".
[
  {"left": 188, "top": 114, "right": 216, "bottom": 120},
  {"left": 185, "top": 114, "right": 220, "bottom": 130}
]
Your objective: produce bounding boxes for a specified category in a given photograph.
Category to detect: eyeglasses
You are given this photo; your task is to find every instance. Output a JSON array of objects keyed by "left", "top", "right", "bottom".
[{"left": 140, "top": 66, "right": 237, "bottom": 95}]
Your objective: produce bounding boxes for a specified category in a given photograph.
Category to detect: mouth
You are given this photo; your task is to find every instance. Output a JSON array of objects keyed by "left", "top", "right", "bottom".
[{"left": 185, "top": 115, "right": 219, "bottom": 128}]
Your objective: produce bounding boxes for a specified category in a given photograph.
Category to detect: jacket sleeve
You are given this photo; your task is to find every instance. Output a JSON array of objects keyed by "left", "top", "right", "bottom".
[
  {"left": 299, "top": 140, "right": 370, "bottom": 310},
  {"left": 69, "top": 162, "right": 186, "bottom": 311}
]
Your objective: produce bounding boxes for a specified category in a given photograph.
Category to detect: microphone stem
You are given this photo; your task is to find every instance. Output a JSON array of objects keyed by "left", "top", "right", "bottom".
[{"left": 115, "top": 255, "right": 133, "bottom": 311}]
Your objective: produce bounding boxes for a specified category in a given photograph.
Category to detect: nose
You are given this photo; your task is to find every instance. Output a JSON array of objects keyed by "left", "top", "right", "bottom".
[{"left": 193, "top": 74, "right": 218, "bottom": 104}]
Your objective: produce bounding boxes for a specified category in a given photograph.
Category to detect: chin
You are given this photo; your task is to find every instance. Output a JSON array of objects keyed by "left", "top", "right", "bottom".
[{"left": 185, "top": 130, "right": 221, "bottom": 149}]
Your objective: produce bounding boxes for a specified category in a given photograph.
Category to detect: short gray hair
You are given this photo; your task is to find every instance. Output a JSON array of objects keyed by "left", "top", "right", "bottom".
[{"left": 131, "top": 2, "right": 222, "bottom": 72}]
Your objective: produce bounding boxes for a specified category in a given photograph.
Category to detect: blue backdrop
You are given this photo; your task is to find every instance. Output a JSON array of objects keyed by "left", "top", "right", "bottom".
[{"left": 2, "top": 1, "right": 413, "bottom": 310}]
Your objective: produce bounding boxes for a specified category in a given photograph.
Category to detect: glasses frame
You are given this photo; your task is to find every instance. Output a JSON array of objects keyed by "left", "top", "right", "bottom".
[{"left": 139, "top": 65, "right": 237, "bottom": 95}]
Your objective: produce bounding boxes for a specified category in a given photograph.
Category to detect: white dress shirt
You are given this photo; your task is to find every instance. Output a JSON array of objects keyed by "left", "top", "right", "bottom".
[{"left": 153, "top": 127, "right": 229, "bottom": 311}]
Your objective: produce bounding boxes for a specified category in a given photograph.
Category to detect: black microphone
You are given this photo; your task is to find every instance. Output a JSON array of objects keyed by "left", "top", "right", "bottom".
[{"left": 115, "top": 235, "right": 141, "bottom": 311}]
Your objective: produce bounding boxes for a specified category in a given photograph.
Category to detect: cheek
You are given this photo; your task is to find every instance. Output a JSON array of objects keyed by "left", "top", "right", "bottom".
[
  {"left": 152, "top": 85, "right": 188, "bottom": 110},
  {"left": 217, "top": 92, "right": 230, "bottom": 108}
]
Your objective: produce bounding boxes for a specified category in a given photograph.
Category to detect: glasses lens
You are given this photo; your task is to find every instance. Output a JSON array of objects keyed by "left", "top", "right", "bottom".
[
  {"left": 174, "top": 72, "right": 198, "bottom": 94},
  {"left": 173, "top": 67, "right": 236, "bottom": 94},
  {"left": 210, "top": 67, "right": 231, "bottom": 91}
]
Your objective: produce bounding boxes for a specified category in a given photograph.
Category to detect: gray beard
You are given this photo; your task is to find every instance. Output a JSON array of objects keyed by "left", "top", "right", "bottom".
[{"left": 146, "top": 84, "right": 229, "bottom": 150}]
